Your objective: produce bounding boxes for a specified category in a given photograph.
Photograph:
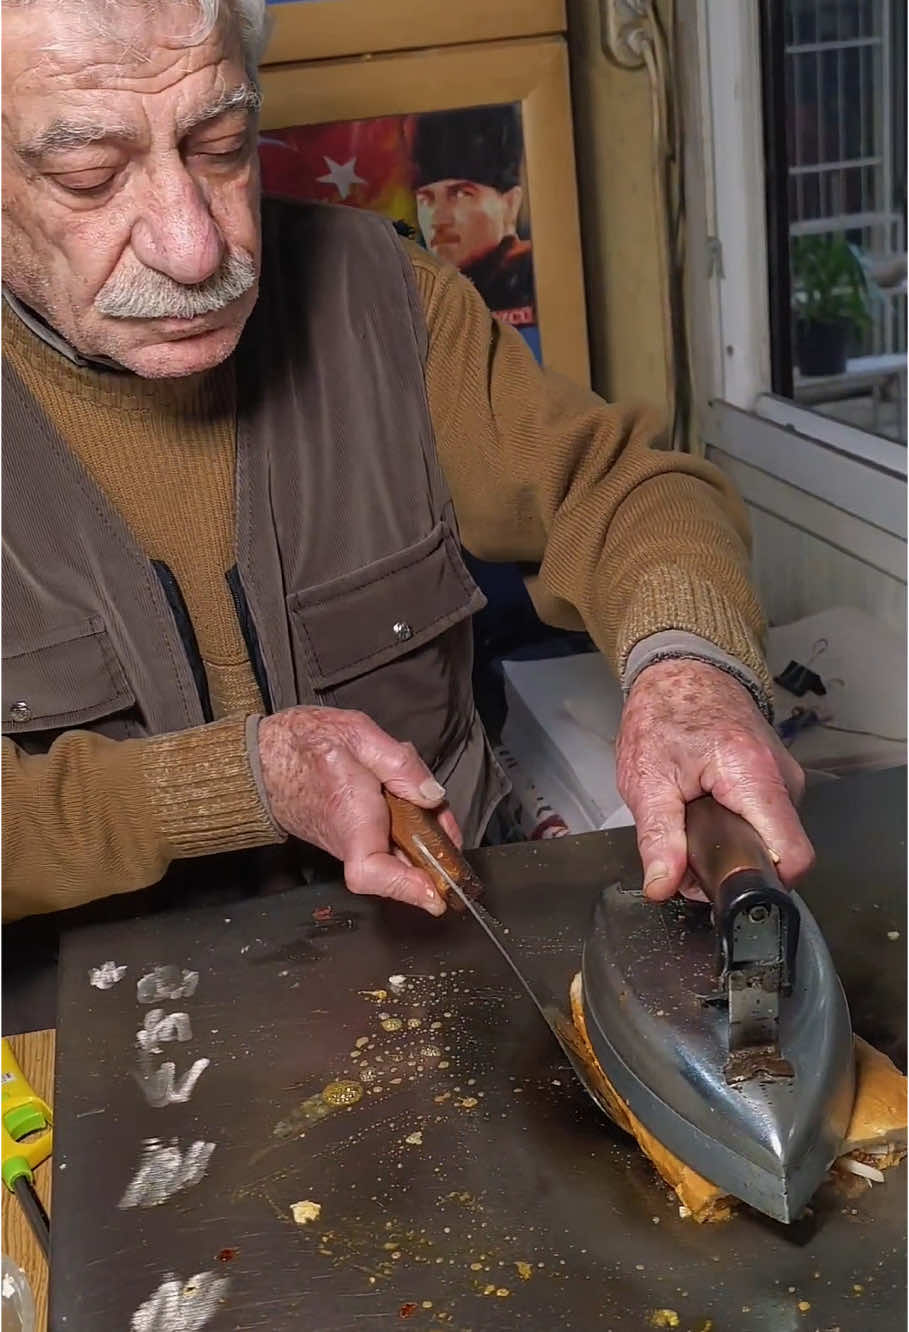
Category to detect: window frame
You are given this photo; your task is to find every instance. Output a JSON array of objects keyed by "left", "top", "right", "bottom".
[{"left": 682, "top": 0, "right": 907, "bottom": 540}]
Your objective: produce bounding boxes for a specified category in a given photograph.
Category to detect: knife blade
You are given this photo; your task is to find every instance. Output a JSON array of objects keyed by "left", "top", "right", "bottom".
[{"left": 407, "top": 831, "right": 615, "bottom": 1118}]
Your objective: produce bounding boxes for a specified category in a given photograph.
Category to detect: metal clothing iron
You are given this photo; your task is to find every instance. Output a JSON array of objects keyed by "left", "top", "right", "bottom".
[{"left": 581, "top": 796, "right": 856, "bottom": 1223}]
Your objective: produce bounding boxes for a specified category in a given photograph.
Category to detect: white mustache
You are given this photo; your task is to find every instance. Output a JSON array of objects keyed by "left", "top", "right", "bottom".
[{"left": 95, "top": 250, "right": 257, "bottom": 320}]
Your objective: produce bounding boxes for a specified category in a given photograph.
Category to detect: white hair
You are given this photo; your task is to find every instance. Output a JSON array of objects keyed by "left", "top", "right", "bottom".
[
  {"left": 3, "top": 0, "right": 271, "bottom": 79},
  {"left": 194, "top": 0, "right": 270, "bottom": 75}
]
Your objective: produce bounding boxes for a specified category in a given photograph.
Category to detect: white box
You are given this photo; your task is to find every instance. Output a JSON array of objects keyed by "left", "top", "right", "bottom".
[{"left": 500, "top": 606, "right": 906, "bottom": 832}]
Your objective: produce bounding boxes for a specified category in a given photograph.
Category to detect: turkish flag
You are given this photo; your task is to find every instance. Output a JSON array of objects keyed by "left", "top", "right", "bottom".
[{"left": 258, "top": 116, "right": 418, "bottom": 232}]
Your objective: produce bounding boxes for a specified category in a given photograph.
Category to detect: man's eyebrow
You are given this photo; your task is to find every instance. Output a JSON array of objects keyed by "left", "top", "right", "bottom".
[
  {"left": 18, "top": 119, "right": 136, "bottom": 161},
  {"left": 17, "top": 85, "right": 261, "bottom": 161},
  {"left": 178, "top": 84, "right": 262, "bottom": 137}
]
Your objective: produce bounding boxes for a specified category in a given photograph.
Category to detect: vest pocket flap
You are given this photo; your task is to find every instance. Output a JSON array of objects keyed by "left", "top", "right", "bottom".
[
  {"left": 2, "top": 618, "right": 135, "bottom": 733},
  {"left": 287, "top": 524, "right": 486, "bottom": 690}
]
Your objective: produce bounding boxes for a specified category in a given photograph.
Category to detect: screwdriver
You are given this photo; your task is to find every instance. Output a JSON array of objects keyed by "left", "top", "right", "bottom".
[{"left": 2, "top": 1039, "right": 52, "bottom": 1258}]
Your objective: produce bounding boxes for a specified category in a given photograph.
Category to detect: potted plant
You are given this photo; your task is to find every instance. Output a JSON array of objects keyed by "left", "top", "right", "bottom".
[{"left": 790, "top": 233, "right": 870, "bottom": 376}]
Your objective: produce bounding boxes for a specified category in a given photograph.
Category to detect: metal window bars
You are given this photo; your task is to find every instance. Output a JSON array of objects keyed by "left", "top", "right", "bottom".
[{"left": 784, "top": 0, "right": 906, "bottom": 365}]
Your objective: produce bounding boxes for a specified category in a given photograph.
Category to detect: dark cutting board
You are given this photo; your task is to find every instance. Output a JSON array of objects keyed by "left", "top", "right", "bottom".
[{"left": 50, "top": 768, "right": 907, "bottom": 1331}]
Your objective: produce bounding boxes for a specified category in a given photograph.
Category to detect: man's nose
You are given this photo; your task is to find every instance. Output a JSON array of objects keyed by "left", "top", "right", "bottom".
[{"left": 130, "top": 162, "right": 224, "bottom": 286}]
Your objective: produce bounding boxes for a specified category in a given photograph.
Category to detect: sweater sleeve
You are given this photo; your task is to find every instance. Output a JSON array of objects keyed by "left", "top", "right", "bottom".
[
  {"left": 2, "top": 718, "right": 282, "bottom": 921},
  {"left": 405, "top": 241, "right": 772, "bottom": 703}
]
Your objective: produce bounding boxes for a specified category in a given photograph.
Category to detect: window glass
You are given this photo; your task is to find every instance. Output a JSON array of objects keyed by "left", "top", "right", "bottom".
[{"left": 766, "top": 0, "right": 906, "bottom": 443}]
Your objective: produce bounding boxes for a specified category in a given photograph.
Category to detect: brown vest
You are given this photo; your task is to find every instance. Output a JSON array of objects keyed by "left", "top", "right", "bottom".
[{"left": 2, "top": 200, "right": 508, "bottom": 847}]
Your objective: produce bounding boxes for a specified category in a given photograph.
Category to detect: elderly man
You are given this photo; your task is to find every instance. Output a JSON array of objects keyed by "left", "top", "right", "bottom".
[{"left": 1, "top": 0, "right": 812, "bottom": 924}]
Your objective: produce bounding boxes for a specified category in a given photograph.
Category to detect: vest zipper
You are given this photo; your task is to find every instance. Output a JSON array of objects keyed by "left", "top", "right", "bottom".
[
  {"left": 151, "top": 561, "right": 214, "bottom": 724},
  {"left": 226, "top": 566, "right": 274, "bottom": 715}
]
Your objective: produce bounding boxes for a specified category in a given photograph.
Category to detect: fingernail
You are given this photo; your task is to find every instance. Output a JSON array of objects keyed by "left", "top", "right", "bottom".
[
  {"left": 643, "top": 861, "right": 669, "bottom": 890},
  {"left": 767, "top": 847, "right": 781, "bottom": 864},
  {"left": 420, "top": 779, "right": 446, "bottom": 803},
  {"left": 425, "top": 890, "right": 445, "bottom": 916}
]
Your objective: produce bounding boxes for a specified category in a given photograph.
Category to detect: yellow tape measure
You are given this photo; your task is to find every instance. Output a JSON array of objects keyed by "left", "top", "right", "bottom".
[{"left": 1, "top": 1039, "right": 53, "bottom": 1191}]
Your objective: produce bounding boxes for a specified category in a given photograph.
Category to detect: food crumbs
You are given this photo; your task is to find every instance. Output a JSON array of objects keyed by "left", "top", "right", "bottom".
[
  {"left": 382, "top": 1018, "right": 404, "bottom": 1033},
  {"left": 854, "top": 1284, "right": 864, "bottom": 1293},
  {"left": 515, "top": 1261, "right": 532, "bottom": 1281},
  {"left": 216, "top": 1247, "right": 238, "bottom": 1263},
  {"left": 421, "top": 1302, "right": 432, "bottom": 1310},
  {"left": 887, "top": 931, "right": 900, "bottom": 941},
  {"left": 291, "top": 1201, "right": 321, "bottom": 1225},
  {"left": 405, "top": 1131, "right": 423, "bottom": 1146},
  {"left": 495, "top": 1288, "right": 510, "bottom": 1297},
  {"left": 355, "top": 1036, "right": 369, "bottom": 1048},
  {"left": 470, "top": 1263, "right": 483, "bottom": 1271},
  {"left": 399, "top": 1304, "right": 418, "bottom": 1319},
  {"left": 459, "top": 1097, "right": 478, "bottom": 1109},
  {"left": 798, "top": 1301, "right": 811, "bottom": 1313},
  {"left": 406, "top": 1017, "right": 422, "bottom": 1029},
  {"left": 312, "top": 905, "right": 333, "bottom": 922},
  {"left": 649, "top": 1314, "right": 680, "bottom": 1330},
  {"left": 483, "top": 1285, "right": 496, "bottom": 1296},
  {"left": 322, "top": 1080, "right": 363, "bottom": 1107}
]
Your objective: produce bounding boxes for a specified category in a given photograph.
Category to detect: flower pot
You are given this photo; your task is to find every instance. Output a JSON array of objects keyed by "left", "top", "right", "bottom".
[{"left": 795, "top": 318, "right": 850, "bottom": 376}]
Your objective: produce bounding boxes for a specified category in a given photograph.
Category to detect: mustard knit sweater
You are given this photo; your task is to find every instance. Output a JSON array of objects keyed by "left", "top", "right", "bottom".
[{"left": 2, "top": 241, "right": 769, "bottom": 919}]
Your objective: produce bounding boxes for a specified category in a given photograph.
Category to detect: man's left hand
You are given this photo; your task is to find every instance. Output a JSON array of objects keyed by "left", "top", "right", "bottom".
[{"left": 616, "top": 658, "right": 814, "bottom": 900}]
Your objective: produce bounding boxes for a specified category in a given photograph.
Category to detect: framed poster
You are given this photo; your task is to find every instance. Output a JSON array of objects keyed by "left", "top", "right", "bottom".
[
  {"left": 262, "top": 0, "right": 566, "bottom": 65},
  {"left": 258, "top": 37, "right": 589, "bottom": 383}
]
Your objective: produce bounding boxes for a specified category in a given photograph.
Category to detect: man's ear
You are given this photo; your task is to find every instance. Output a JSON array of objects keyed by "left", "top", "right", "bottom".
[{"left": 502, "top": 185, "right": 523, "bottom": 231}]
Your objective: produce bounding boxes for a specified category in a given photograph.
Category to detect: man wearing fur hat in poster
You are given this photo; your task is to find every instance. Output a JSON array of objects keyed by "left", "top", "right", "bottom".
[{"left": 413, "top": 105, "right": 536, "bottom": 326}]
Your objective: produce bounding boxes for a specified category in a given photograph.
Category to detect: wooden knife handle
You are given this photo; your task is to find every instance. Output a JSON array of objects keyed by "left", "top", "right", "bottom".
[
  {"left": 384, "top": 792, "right": 483, "bottom": 912},
  {"left": 685, "top": 795, "right": 783, "bottom": 902}
]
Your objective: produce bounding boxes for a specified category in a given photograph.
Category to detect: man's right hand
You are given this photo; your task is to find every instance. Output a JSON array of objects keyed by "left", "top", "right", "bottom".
[{"left": 257, "top": 707, "right": 457, "bottom": 915}]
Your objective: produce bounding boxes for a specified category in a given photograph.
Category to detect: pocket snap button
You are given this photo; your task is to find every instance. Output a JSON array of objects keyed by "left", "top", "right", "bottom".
[
  {"left": 392, "top": 620, "right": 413, "bottom": 643},
  {"left": 9, "top": 700, "right": 32, "bottom": 723}
]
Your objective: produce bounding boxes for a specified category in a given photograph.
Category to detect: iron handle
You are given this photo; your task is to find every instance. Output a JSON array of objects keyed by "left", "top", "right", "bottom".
[
  {"left": 685, "top": 796, "right": 800, "bottom": 988},
  {"left": 383, "top": 792, "right": 483, "bottom": 912},
  {"left": 686, "top": 795, "right": 779, "bottom": 888}
]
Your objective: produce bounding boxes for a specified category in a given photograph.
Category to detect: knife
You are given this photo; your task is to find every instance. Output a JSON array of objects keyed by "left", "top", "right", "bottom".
[{"left": 384, "top": 792, "right": 615, "bottom": 1116}]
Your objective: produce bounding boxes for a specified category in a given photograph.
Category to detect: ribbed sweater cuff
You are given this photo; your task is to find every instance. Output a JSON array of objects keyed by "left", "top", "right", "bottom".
[
  {"left": 142, "top": 715, "right": 285, "bottom": 859},
  {"left": 615, "top": 565, "right": 774, "bottom": 717}
]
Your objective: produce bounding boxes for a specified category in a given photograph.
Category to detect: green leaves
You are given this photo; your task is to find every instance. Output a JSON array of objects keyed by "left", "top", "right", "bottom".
[{"left": 790, "top": 233, "right": 870, "bottom": 330}]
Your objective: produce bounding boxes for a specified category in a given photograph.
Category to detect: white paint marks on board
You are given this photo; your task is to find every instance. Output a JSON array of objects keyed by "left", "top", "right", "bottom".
[
  {"left": 89, "top": 961, "right": 127, "bottom": 990},
  {"left": 137, "top": 1009, "right": 193, "bottom": 1054},
  {"left": 137, "top": 967, "right": 200, "bottom": 1005},
  {"left": 119, "top": 1138, "right": 215, "bottom": 1209},
  {"left": 136, "top": 1058, "right": 210, "bottom": 1109},
  {"left": 130, "top": 1270, "right": 229, "bottom": 1332}
]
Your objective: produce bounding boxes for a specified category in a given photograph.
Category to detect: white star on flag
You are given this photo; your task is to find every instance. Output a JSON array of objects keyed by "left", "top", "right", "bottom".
[{"left": 316, "top": 156, "right": 366, "bottom": 200}]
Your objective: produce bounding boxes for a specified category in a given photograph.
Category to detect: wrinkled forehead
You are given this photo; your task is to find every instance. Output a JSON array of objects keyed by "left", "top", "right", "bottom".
[{"left": 3, "top": 0, "right": 245, "bottom": 129}]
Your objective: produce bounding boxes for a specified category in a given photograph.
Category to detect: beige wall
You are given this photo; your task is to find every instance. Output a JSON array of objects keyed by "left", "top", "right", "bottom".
[{"left": 565, "top": 0, "right": 670, "bottom": 410}]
